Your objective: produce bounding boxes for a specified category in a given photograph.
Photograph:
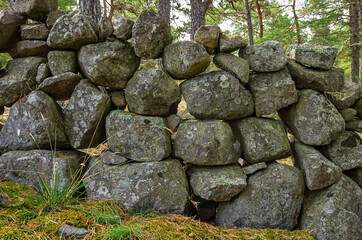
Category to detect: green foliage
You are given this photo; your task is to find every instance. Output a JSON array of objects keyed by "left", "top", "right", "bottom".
[
  {"left": 0, "top": 53, "right": 11, "bottom": 67},
  {"left": 104, "top": 224, "right": 143, "bottom": 240},
  {"left": 58, "top": 0, "right": 78, "bottom": 10}
]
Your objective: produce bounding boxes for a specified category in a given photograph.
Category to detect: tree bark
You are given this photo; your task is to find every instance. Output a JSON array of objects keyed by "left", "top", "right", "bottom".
[
  {"left": 79, "top": 0, "right": 102, "bottom": 23},
  {"left": 158, "top": 0, "right": 171, "bottom": 28},
  {"left": 255, "top": 1, "right": 263, "bottom": 38},
  {"left": 109, "top": 0, "right": 114, "bottom": 19},
  {"left": 9, "top": 0, "right": 15, "bottom": 11},
  {"left": 350, "top": 1, "right": 360, "bottom": 82},
  {"left": 244, "top": 0, "right": 254, "bottom": 45},
  {"left": 190, "top": 0, "right": 213, "bottom": 40},
  {"left": 292, "top": 0, "right": 301, "bottom": 44}
]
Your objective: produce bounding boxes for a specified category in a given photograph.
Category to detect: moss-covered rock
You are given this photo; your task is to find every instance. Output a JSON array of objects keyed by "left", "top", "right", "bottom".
[
  {"left": 325, "top": 81, "right": 362, "bottom": 110},
  {"left": 0, "top": 10, "right": 25, "bottom": 52},
  {"left": 48, "top": 50, "right": 77, "bottom": 76},
  {"left": 20, "top": 23, "right": 49, "bottom": 40},
  {"left": 218, "top": 33, "right": 247, "bottom": 53},
  {"left": 345, "top": 119, "right": 362, "bottom": 132},
  {"left": 109, "top": 90, "right": 126, "bottom": 109},
  {"left": 13, "top": 0, "right": 58, "bottom": 22},
  {"left": 194, "top": 25, "right": 220, "bottom": 54},
  {"left": 112, "top": 14, "right": 133, "bottom": 41},
  {"left": 345, "top": 168, "right": 362, "bottom": 188},
  {"left": 98, "top": 16, "right": 113, "bottom": 41},
  {"left": 354, "top": 97, "right": 362, "bottom": 118},
  {"left": 35, "top": 63, "right": 51, "bottom": 85},
  {"left": 213, "top": 52, "right": 249, "bottom": 85},
  {"left": 9, "top": 40, "right": 51, "bottom": 58},
  {"left": 338, "top": 108, "right": 357, "bottom": 122},
  {"left": 46, "top": 10, "right": 68, "bottom": 29}
]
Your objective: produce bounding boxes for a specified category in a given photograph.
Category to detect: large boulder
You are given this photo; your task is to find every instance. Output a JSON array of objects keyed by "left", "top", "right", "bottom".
[
  {"left": 0, "top": 57, "right": 46, "bottom": 107},
  {"left": 125, "top": 67, "right": 181, "bottom": 116},
  {"left": 231, "top": 117, "right": 292, "bottom": 164},
  {"left": 215, "top": 163, "right": 305, "bottom": 230},
  {"left": 279, "top": 89, "right": 345, "bottom": 146},
  {"left": 21, "top": 23, "right": 49, "bottom": 40},
  {"left": 112, "top": 14, "right": 134, "bottom": 41},
  {"left": 213, "top": 52, "right": 249, "bottom": 85},
  {"left": 48, "top": 51, "right": 77, "bottom": 76},
  {"left": 174, "top": 120, "right": 241, "bottom": 166},
  {"left": 181, "top": 71, "right": 254, "bottom": 120},
  {"left": 0, "top": 91, "right": 70, "bottom": 153},
  {"left": 132, "top": 10, "right": 172, "bottom": 59},
  {"left": 218, "top": 33, "right": 247, "bottom": 53},
  {"left": 239, "top": 40, "right": 287, "bottom": 72},
  {"left": 46, "top": 10, "right": 68, "bottom": 29},
  {"left": 106, "top": 110, "right": 171, "bottom": 161},
  {"left": 325, "top": 81, "right": 362, "bottom": 110},
  {"left": 63, "top": 80, "right": 112, "bottom": 149},
  {"left": 78, "top": 40, "right": 140, "bottom": 90},
  {"left": 163, "top": 41, "right": 210, "bottom": 80},
  {"left": 9, "top": 40, "right": 51, "bottom": 58},
  {"left": 13, "top": 0, "right": 58, "bottom": 21},
  {"left": 299, "top": 175, "right": 362, "bottom": 240},
  {"left": 0, "top": 10, "right": 25, "bottom": 52},
  {"left": 248, "top": 69, "right": 298, "bottom": 116},
  {"left": 194, "top": 25, "right": 220, "bottom": 53},
  {"left": 85, "top": 159, "right": 190, "bottom": 214},
  {"left": 187, "top": 165, "right": 247, "bottom": 202}
]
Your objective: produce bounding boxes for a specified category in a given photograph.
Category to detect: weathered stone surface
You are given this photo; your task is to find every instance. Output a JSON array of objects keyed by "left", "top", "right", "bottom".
[
  {"left": 194, "top": 25, "right": 220, "bottom": 53},
  {"left": 165, "top": 114, "right": 181, "bottom": 133},
  {"left": 345, "top": 119, "right": 362, "bottom": 132},
  {"left": 109, "top": 91, "right": 126, "bottom": 109},
  {"left": 106, "top": 110, "right": 171, "bottom": 161},
  {"left": 46, "top": 10, "right": 68, "bottom": 29},
  {"left": 287, "top": 59, "right": 344, "bottom": 92},
  {"left": 125, "top": 67, "right": 181, "bottom": 116},
  {"left": 132, "top": 10, "right": 172, "bottom": 59},
  {"left": 325, "top": 81, "right": 362, "bottom": 110},
  {"left": 293, "top": 142, "right": 342, "bottom": 190},
  {"left": 14, "top": 0, "right": 58, "bottom": 21},
  {"left": 239, "top": 40, "right": 287, "bottom": 72},
  {"left": 299, "top": 175, "right": 362, "bottom": 240},
  {"left": 213, "top": 52, "right": 249, "bottom": 85},
  {"left": 0, "top": 150, "right": 84, "bottom": 187},
  {"left": 47, "top": 10, "right": 98, "bottom": 50},
  {"left": 0, "top": 193, "right": 10, "bottom": 209},
  {"left": 163, "top": 41, "right": 210, "bottom": 80},
  {"left": 354, "top": 97, "right": 362, "bottom": 118},
  {"left": 241, "top": 162, "right": 267, "bottom": 175},
  {"left": 320, "top": 131, "right": 362, "bottom": 171},
  {"left": 248, "top": 69, "right": 298, "bottom": 116},
  {"left": 232, "top": 117, "right": 291, "bottom": 164},
  {"left": 0, "top": 10, "right": 25, "bottom": 52},
  {"left": 188, "top": 165, "right": 247, "bottom": 202},
  {"left": 215, "top": 163, "right": 304, "bottom": 230},
  {"left": 38, "top": 72, "right": 82, "bottom": 100},
  {"left": 288, "top": 44, "right": 338, "bottom": 70},
  {"left": 63, "top": 80, "right": 112, "bottom": 149},
  {"left": 36, "top": 63, "right": 51, "bottom": 85},
  {"left": 174, "top": 120, "right": 241, "bottom": 166},
  {"left": 112, "top": 14, "right": 134, "bottom": 40},
  {"left": 78, "top": 40, "right": 140, "bottom": 90},
  {"left": 279, "top": 89, "right": 345, "bottom": 146},
  {"left": 219, "top": 34, "right": 247, "bottom": 53},
  {"left": 345, "top": 168, "right": 362, "bottom": 188},
  {"left": 48, "top": 50, "right": 77, "bottom": 76},
  {"left": 339, "top": 108, "right": 357, "bottom": 122},
  {"left": 85, "top": 158, "right": 190, "bottom": 214},
  {"left": 98, "top": 151, "right": 128, "bottom": 165},
  {"left": 9, "top": 40, "right": 51, "bottom": 58},
  {"left": 21, "top": 24, "right": 49, "bottom": 40},
  {"left": 0, "top": 57, "right": 46, "bottom": 107},
  {"left": 181, "top": 71, "right": 254, "bottom": 120},
  {"left": 98, "top": 16, "right": 113, "bottom": 41},
  {"left": 58, "top": 224, "right": 90, "bottom": 239}
]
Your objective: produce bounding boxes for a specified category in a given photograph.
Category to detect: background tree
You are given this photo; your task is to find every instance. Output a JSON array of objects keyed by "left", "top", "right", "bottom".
[
  {"left": 79, "top": 0, "right": 102, "bottom": 23},
  {"left": 244, "top": 0, "right": 254, "bottom": 45},
  {"left": 190, "top": 0, "right": 213, "bottom": 40}
]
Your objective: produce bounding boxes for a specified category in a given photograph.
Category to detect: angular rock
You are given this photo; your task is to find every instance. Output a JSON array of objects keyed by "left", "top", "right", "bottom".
[
  {"left": 63, "top": 80, "right": 112, "bottom": 149},
  {"left": 213, "top": 52, "right": 249, "bottom": 85},
  {"left": 188, "top": 165, "right": 247, "bottom": 202},
  {"left": 345, "top": 119, "right": 362, "bottom": 132},
  {"left": 98, "top": 151, "right": 128, "bottom": 165},
  {"left": 320, "top": 131, "right": 362, "bottom": 171},
  {"left": 0, "top": 10, "right": 25, "bottom": 52},
  {"left": 325, "top": 81, "right": 362, "bottom": 110},
  {"left": 293, "top": 142, "right": 342, "bottom": 190},
  {"left": 106, "top": 110, "right": 171, "bottom": 161},
  {"left": 354, "top": 97, "right": 362, "bottom": 118},
  {"left": 125, "top": 67, "right": 181, "bottom": 116},
  {"left": 194, "top": 25, "right": 220, "bottom": 53},
  {"left": 279, "top": 89, "right": 345, "bottom": 146},
  {"left": 241, "top": 162, "right": 267, "bottom": 175},
  {"left": 174, "top": 120, "right": 241, "bottom": 166},
  {"left": 9, "top": 40, "right": 51, "bottom": 58},
  {"left": 239, "top": 40, "right": 287, "bottom": 72},
  {"left": 248, "top": 69, "right": 298, "bottom": 116},
  {"left": 47, "top": 10, "right": 98, "bottom": 50},
  {"left": 299, "top": 175, "right": 362, "bottom": 240},
  {"left": 78, "top": 40, "right": 140, "bottom": 89},
  {"left": 0, "top": 193, "right": 10, "bottom": 209},
  {"left": 218, "top": 34, "right": 248, "bottom": 53},
  {"left": 112, "top": 14, "right": 134, "bottom": 41},
  {"left": 288, "top": 44, "right": 338, "bottom": 70},
  {"left": 58, "top": 224, "right": 90, "bottom": 239},
  {"left": 36, "top": 63, "right": 51, "bottom": 85},
  {"left": 38, "top": 72, "right": 82, "bottom": 100},
  {"left": 85, "top": 159, "right": 190, "bottom": 214},
  {"left": 231, "top": 117, "right": 291, "bottom": 164},
  {"left": 132, "top": 10, "right": 172, "bottom": 59},
  {"left": 215, "top": 163, "right": 304, "bottom": 230},
  {"left": 0, "top": 57, "right": 46, "bottom": 107},
  {"left": 98, "top": 16, "right": 113, "bottom": 41},
  {"left": 165, "top": 114, "right": 181, "bottom": 133},
  {"left": 109, "top": 91, "right": 126, "bottom": 109},
  {"left": 48, "top": 50, "right": 77, "bottom": 76},
  {"left": 21, "top": 24, "right": 49, "bottom": 40},
  {"left": 163, "top": 41, "right": 210, "bottom": 80},
  {"left": 181, "top": 71, "right": 254, "bottom": 120},
  {"left": 13, "top": 0, "right": 58, "bottom": 21},
  {"left": 345, "top": 168, "right": 362, "bottom": 188},
  {"left": 339, "top": 108, "right": 357, "bottom": 122},
  {"left": 46, "top": 10, "right": 68, "bottom": 29}
]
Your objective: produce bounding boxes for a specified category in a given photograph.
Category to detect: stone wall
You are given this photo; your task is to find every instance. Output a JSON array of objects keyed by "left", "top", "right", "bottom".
[{"left": 0, "top": 2, "right": 362, "bottom": 240}]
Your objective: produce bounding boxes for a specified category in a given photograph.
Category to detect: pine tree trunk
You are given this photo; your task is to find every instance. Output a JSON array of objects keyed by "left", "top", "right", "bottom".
[
  {"left": 292, "top": 0, "right": 301, "bottom": 44},
  {"left": 158, "top": 0, "right": 171, "bottom": 28},
  {"left": 350, "top": 1, "right": 360, "bottom": 82},
  {"left": 79, "top": 0, "right": 102, "bottom": 23},
  {"left": 255, "top": 1, "right": 263, "bottom": 38},
  {"left": 244, "top": 0, "right": 254, "bottom": 45},
  {"left": 190, "top": 0, "right": 212, "bottom": 40}
]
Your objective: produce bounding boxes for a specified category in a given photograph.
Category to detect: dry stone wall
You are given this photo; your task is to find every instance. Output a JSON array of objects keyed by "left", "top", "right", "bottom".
[{"left": 0, "top": 2, "right": 362, "bottom": 239}]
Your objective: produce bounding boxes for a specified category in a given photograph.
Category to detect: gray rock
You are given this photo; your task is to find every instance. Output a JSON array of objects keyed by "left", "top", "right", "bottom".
[
  {"left": 288, "top": 44, "right": 338, "bottom": 70},
  {"left": 325, "top": 81, "right": 362, "bottom": 110},
  {"left": 339, "top": 108, "right": 357, "bottom": 122},
  {"left": 287, "top": 59, "right": 344, "bottom": 92},
  {"left": 181, "top": 71, "right": 254, "bottom": 120},
  {"left": 9, "top": 40, "right": 51, "bottom": 58},
  {"left": 112, "top": 14, "right": 134, "bottom": 40},
  {"left": 174, "top": 120, "right": 241, "bottom": 166},
  {"left": 13, "top": 0, "right": 58, "bottom": 21},
  {"left": 231, "top": 117, "right": 291, "bottom": 164},
  {"left": 345, "top": 168, "right": 362, "bottom": 188},
  {"left": 78, "top": 40, "right": 140, "bottom": 90},
  {"left": 0, "top": 193, "right": 10, "bottom": 209},
  {"left": 46, "top": 10, "right": 68, "bottom": 29},
  {"left": 345, "top": 119, "right": 362, "bottom": 132},
  {"left": 47, "top": 10, "right": 98, "bottom": 50},
  {"left": 48, "top": 51, "right": 77, "bottom": 76},
  {"left": 354, "top": 97, "right": 362, "bottom": 118},
  {"left": 21, "top": 24, "right": 49, "bottom": 40},
  {"left": 194, "top": 25, "right": 220, "bottom": 53},
  {"left": 165, "top": 114, "right": 181, "bottom": 133},
  {"left": 125, "top": 67, "right": 181, "bottom": 116},
  {"left": 98, "top": 151, "right": 128, "bottom": 165},
  {"left": 163, "top": 41, "right": 210, "bottom": 80},
  {"left": 38, "top": 72, "right": 82, "bottom": 100},
  {"left": 132, "top": 10, "right": 172, "bottom": 59},
  {"left": 98, "top": 16, "right": 113, "bottom": 41},
  {"left": 36, "top": 63, "right": 51, "bottom": 85},
  {"left": 248, "top": 69, "right": 298, "bottom": 117},
  {"left": 320, "top": 131, "right": 362, "bottom": 171},
  {"left": 215, "top": 162, "right": 304, "bottom": 230},
  {"left": 106, "top": 110, "right": 171, "bottom": 161},
  {"left": 213, "top": 52, "right": 249, "bottom": 85},
  {"left": 299, "top": 175, "right": 362, "bottom": 240},
  {"left": 109, "top": 91, "right": 126, "bottom": 109},
  {"left": 241, "top": 162, "right": 267, "bottom": 175},
  {"left": 219, "top": 34, "right": 247, "bottom": 53},
  {"left": 85, "top": 158, "right": 190, "bottom": 214},
  {"left": 293, "top": 142, "right": 342, "bottom": 190},
  {"left": 239, "top": 40, "right": 287, "bottom": 72},
  {"left": 0, "top": 57, "right": 46, "bottom": 107},
  {"left": 63, "top": 80, "right": 112, "bottom": 149},
  {"left": 0, "top": 10, "right": 25, "bottom": 52},
  {"left": 279, "top": 89, "right": 345, "bottom": 146},
  {"left": 58, "top": 224, "right": 90, "bottom": 239},
  {"left": 188, "top": 165, "right": 247, "bottom": 202}
]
